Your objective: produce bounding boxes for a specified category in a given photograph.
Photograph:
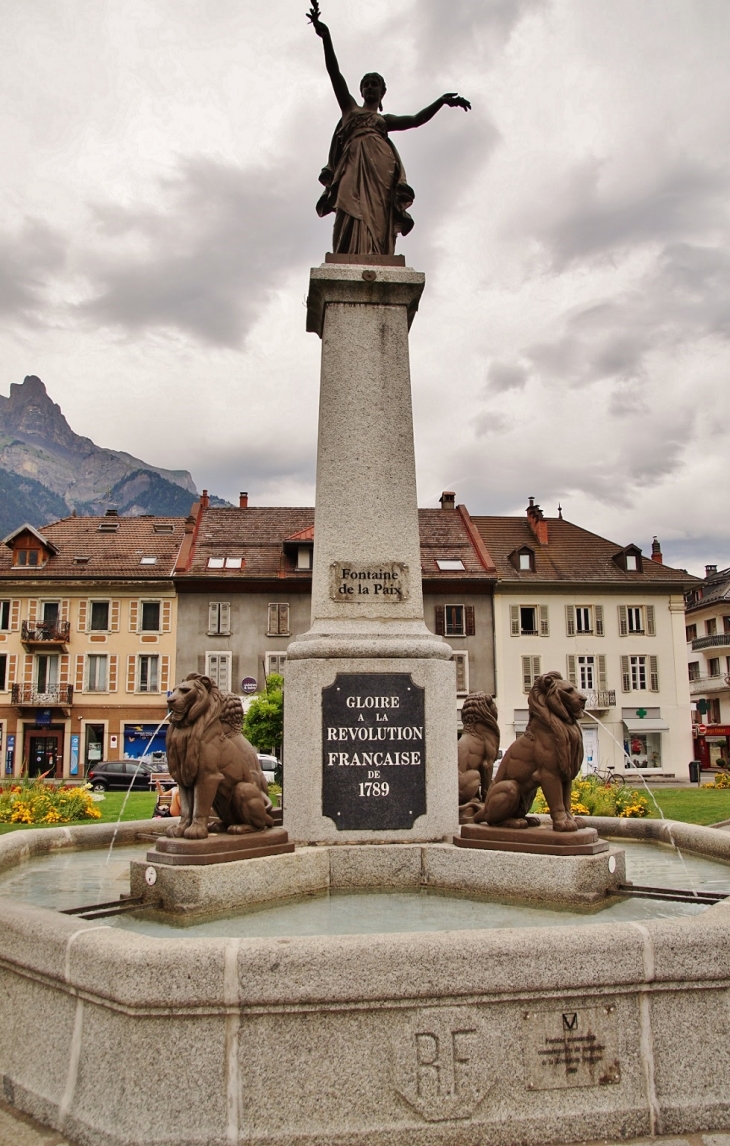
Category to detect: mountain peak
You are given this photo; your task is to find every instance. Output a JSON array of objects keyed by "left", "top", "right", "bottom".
[{"left": 0, "top": 374, "right": 78, "bottom": 452}]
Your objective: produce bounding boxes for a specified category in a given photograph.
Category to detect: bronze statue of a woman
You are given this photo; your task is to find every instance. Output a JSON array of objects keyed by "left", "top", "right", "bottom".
[{"left": 307, "top": 2, "right": 470, "bottom": 256}]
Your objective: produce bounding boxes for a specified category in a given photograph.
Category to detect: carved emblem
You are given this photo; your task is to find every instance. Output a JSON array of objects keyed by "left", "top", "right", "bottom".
[{"left": 391, "top": 1007, "right": 493, "bottom": 1122}]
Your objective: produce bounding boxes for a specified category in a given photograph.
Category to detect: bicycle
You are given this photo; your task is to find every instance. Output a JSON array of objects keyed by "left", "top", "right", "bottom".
[{"left": 585, "top": 764, "right": 625, "bottom": 788}]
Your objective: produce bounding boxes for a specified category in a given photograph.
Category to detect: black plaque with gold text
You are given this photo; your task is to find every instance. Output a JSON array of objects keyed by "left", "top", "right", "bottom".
[{"left": 322, "top": 673, "right": 426, "bottom": 830}]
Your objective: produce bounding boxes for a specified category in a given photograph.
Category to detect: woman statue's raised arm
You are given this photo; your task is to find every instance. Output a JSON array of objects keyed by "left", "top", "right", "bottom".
[
  {"left": 385, "top": 93, "right": 471, "bottom": 133},
  {"left": 307, "top": 2, "right": 355, "bottom": 115}
]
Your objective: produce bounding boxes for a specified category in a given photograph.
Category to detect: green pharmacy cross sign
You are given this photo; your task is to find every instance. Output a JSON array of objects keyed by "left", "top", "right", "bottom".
[
  {"left": 696, "top": 699, "right": 710, "bottom": 714},
  {"left": 635, "top": 708, "right": 648, "bottom": 719}
]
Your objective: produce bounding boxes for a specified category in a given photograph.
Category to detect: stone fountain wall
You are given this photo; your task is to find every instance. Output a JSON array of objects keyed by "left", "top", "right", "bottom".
[{"left": 1, "top": 820, "right": 730, "bottom": 1146}]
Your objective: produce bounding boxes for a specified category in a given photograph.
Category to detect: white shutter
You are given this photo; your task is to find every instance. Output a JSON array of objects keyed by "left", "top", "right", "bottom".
[
  {"left": 127, "top": 654, "right": 137, "bottom": 692},
  {"left": 75, "top": 655, "right": 85, "bottom": 693},
  {"left": 109, "top": 654, "right": 118, "bottom": 693},
  {"left": 566, "top": 654, "right": 576, "bottom": 685},
  {"left": 219, "top": 602, "right": 231, "bottom": 635},
  {"left": 453, "top": 652, "right": 468, "bottom": 694},
  {"left": 162, "top": 600, "right": 172, "bottom": 633},
  {"left": 129, "top": 600, "right": 139, "bottom": 633},
  {"left": 649, "top": 655, "right": 659, "bottom": 692},
  {"left": 267, "top": 604, "right": 278, "bottom": 635},
  {"left": 77, "top": 599, "right": 88, "bottom": 632},
  {"left": 595, "top": 605, "right": 604, "bottom": 637},
  {"left": 110, "top": 600, "right": 120, "bottom": 632},
  {"left": 278, "top": 603, "right": 290, "bottom": 634},
  {"left": 510, "top": 605, "right": 520, "bottom": 637},
  {"left": 522, "top": 656, "right": 533, "bottom": 694},
  {"left": 565, "top": 606, "right": 575, "bottom": 637},
  {"left": 532, "top": 655, "right": 541, "bottom": 683},
  {"left": 618, "top": 606, "right": 628, "bottom": 636},
  {"left": 539, "top": 606, "right": 549, "bottom": 636},
  {"left": 621, "top": 655, "right": 631, "bottom": 692},
  {"left": 646, "top": 605, "right": 656, "bottom": 636},
  {"left": 597, "top": 654, "right": 607, "bottom": 691},
  {"left": 208, "top": 602, "right": 219, "bottom": 634}
]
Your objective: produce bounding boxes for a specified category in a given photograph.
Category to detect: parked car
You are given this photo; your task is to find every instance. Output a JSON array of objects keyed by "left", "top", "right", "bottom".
[
  {"left": 87, "top": 759, "right": 158, "bottom": 792},
  {"left": 258, "top": 754, "right": 281, "bottom": 785}
]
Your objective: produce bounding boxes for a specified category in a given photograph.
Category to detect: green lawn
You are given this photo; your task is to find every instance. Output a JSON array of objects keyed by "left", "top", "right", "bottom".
[
  {"left": 0, "top": 791, "right": 157, "bottom": 834},
  {"left": 646, "top": 786, "right": 730, "bottom": 826}
]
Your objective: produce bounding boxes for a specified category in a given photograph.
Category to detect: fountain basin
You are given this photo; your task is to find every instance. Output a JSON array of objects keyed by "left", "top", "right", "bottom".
[{"left": 1, "top": 818, "right": 729, "bottom": 1146}]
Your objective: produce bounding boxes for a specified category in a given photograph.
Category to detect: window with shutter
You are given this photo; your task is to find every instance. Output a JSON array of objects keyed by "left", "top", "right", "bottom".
[
  {"left": 219, "top": 602, "right": 231, "bottom": 635},
  {"left": 649, "top": 655, "right": 659, "bottom": 692},
  {"left": 465, "top": 606, "right": 475, "bottom": 636},
  {"left": 595, "top": 605, "right": 604, "bottom": 637},
  {"left": 565, "top": 606, "right": 575, "bottom": 637},
  {"left": 23, "top": 654, "right": 33, "bottom": 684},
  {"left": 60, "top": 600, "right": 70, "bottom": 622},
  {"left": 205, "top": 653, "right": 231, "bottom": 691},
  {"left": 109, "top": 655, "right": 118, "bottom": 692},
  {"left": 75, "top": 655, "right": 85, "bottom": 692},
  {"left": 621, "top": 655, "right": 631, "bottom": 692},
  {"left": 59, "top": 654, "right": 70, "bottom": 685},
  {"left": 646, "top": 605, "right": 656, "bottom": 636},
  {"left": 452, "top": 653, "right": 468, "bottom": 694},
  {"left": 278, "top": 603, "right": 290, "bottom": 635},
  {"left": 522, "top": 655, "right": 541, "bottom": 693},
  {"left": 160, "top": 655, "right": 171, "bottom": 693},
  {"left": 597, "top": 654, "right": 607, "bottom": 690},
  {"left": 77, "top": 599, "right": 88, "bottom": 632},
  {"left": 0, "top": 655, "right": 6, "bottom": 691},
  {"left": 126, "top": 654, "right": 136, "bottom": 692},
  {"left": 209, "top": 603, "right": 220, "bottom": 634},
  {"left": 267, "top": 603, "right": 289, "bottom": 635},
  {"left": 162, "top": 600, "right": 172, "bottom": 633},
  {"left": 0, "top": 602, "right": 9, "bottom": 631},
  {"left": 265, "top": 653, "right": 287, "bottom": 677},
  {"left": 618, "top": 605, "right": 628, "bottom": 636},
  {"left": 27, "top": 600, "right": 38, "bottom": 624},
  {"left": 7, "top": 654, "right": 17, "bottom": 684},
  {"left": 129, "top": 601, "right": 139, "bottom": 633},
  {"left": 434, "top": 606, "right": 445, "bottom": 636},
  {"left": 110, "top": 600, "right": 120, "bottom": 632},
  {"left": 10, "top": 601, "right": 20, "bottom": 632},
  {"left": 510, "top": 605, "right": 520, "bottom": 637},
  {"left": 539, "top": 605, "right": 549, "bottom": 636},
  {"left": 566, "top": 654, "right": 576, "bottom": 685}
]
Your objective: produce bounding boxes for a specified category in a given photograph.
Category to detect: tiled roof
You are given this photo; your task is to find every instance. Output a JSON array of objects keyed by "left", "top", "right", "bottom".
[
  {"left": 177, "top": 507, "right": 495, "bottom": 580},
  {"left": 472, "top": 515, "right": 698, "bottom": 587},
  {"left": 0, "top": 516, "right": 186, "bottom": 580},
  {"left": 686, "top": 568, "right": 730, "bottom": 613}
]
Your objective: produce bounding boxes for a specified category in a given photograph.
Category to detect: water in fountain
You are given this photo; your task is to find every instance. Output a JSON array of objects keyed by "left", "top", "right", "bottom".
[
  {"left": 582, "top": 710, "right": 700, "bottom": 896},
  {"left": 101, "top": 714, "right": 170, "bottom": 877}
]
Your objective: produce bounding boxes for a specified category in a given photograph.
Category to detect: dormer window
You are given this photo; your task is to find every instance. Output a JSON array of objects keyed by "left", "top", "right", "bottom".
[
  {"left": 15, "top": 548, "right": 40, "bottom": 567},
  {"left": 3, "top": 524, "right": 58, "bottom": 567},
  {"left": 509, "top": 546, "right": 535, "bottom": 572},
  {"left": 296, "top": 546, "right": 312, "bottom": 571},
  {"left": 614, "top": 545, "right": 643, "bottom": 573}
]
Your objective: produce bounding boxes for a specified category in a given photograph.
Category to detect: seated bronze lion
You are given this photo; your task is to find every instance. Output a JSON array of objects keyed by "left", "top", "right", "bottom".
[
  {"left": 482, "top": 670, "right": 586, "bottom": 832},
  {"left": 457, "top": 692, "right": 500, "bottom": 824},
  {"left": 165, "top": 673, "right": 274, "bottom": 840}
]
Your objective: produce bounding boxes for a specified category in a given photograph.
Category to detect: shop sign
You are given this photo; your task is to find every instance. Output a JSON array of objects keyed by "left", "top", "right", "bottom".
[
  {"left": 37, "top": 709, "right": 52, "bottom": 726},
  {"left": 696, "top": 725, "right": 730, "bottom": 737},
  {"left": 70, "top": 734, "right": 80, "bottom": 776}
]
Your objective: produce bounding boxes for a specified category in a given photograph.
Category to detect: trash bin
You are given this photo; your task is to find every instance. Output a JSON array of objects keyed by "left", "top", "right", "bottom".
[{"left": 688, "top": 760, "right": 701, "bottom": 783}]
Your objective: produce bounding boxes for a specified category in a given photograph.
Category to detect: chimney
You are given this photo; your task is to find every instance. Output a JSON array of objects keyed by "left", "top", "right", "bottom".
[
  {"left": 104, "top": 508, "right": 119, "bottom": 517},
  {"left": 706, "top": 564, "right": 718, "bottom": 578},
  {"left": 651, "top": 536, "right": 663, "bottom": 564},
  {"left": 526, "top": 497, "right": 548, "bottom": 546},
  {"left": 439, "top": 491, "right": 455, "bottom": 510},
  {"left": 239, "top": 492, "right": 248, "bottom": 508},
  {"left": 200, "top": 489, "right": 210, "bottom": 509}
]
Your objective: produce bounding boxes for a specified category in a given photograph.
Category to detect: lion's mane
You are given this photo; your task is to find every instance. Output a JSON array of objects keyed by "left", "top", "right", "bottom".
[
  {"left": 167, "top": 673, "right": 226, "bottom": 789},
  {"left": 526, "top": 670, "right": 584, "bottom": 781},
  {"left": 461, "top": 692, "right": 499, "bottom": 740}
]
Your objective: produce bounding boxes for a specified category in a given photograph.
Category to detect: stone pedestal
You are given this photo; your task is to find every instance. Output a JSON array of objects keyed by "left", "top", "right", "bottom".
[{"left": 283, "top": 262, "right": 458, "bottom": 844}]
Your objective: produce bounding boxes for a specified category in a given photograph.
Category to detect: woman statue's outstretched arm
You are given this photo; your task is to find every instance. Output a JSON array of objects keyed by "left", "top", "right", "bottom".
[
  {"left": 385, "top": 93, "right": 471, "bottom": 132},
  {"left": 307, "top": 2, "right": 356, "bottom": 115}
]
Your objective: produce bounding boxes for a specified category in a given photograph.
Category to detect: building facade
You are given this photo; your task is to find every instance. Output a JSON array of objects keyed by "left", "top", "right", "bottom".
[
  {"left": 473, "top": 502, "right": 696, "bottom": 778},
  {"left": 685, "top": 564, "right": 730, "bottom": 768},
  {"left": 173, "top": 492, "right": 497, "bottom": 740},
  {"left": 0, "top": 514, "right": 184, "bottom": 778}
]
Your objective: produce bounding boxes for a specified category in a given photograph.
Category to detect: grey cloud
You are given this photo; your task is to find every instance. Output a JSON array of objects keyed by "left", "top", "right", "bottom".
[
  {"left": 413, "top": 0, "right": 547, "bottom": 72},
  {"left": 191, "top": 437, "right": 316, "bottom": 507},
  {"left": 487, "top": 360, "right": 528, "bottom": 391},
  {"left": 529, "top": 157, "right": 730, "bottom": 271},
  {"left": 77, "top": 155, "right": 319, "bottom": 348},
  {"left": 0, "top": 220, "right": 66, "bottom": 324}
]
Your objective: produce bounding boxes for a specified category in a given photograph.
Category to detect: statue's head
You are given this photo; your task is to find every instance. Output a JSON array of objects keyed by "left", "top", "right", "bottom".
[{"left": 360, "top": 72, "right": 386, "bottom": 111}]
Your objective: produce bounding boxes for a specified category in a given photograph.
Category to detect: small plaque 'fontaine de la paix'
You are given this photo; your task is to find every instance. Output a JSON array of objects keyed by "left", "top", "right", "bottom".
[
  {"left": 322, "top": 674, "right": 426, "bottom": 830},
  {"left": 330, "top": 562, "right": 409, "bottom": 602}
]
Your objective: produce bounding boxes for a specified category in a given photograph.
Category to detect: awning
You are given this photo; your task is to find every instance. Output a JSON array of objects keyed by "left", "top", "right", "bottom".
[{"left": 623, "top": 719, "right": 669, "bottom": 732}]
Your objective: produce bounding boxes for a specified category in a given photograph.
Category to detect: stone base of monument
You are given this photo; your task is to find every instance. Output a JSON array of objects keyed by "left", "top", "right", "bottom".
[
  {"left": 455, "top": 822, "right": 610, "bottom": 856},
  {"left": 146, "top": 826, "right": 293, "bottom": 866}
]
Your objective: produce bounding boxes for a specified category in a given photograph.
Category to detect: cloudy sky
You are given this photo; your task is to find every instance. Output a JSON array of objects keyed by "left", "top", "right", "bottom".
[{"left": 1, "top": 0, "right": 729, "bottom": 574}]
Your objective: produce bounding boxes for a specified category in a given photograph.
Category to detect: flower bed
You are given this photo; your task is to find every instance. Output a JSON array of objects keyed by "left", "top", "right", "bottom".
[
  {"left": 0, "top": 777, "right": 102, "bottom": 824},
  {"left": 704, "top": 770, "right": 730, "bottom": 790},
  {"left": 532, "top": 774, "right": 650, "bottom": 818}
]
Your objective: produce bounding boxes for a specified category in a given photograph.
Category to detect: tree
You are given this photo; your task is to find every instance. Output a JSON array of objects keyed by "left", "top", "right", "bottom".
[{"left": 243, "top": 674, "right": 284, "bottom": 756}]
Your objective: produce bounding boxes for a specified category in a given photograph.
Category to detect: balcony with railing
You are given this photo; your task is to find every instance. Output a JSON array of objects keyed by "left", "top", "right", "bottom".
[
  {"left": 689, "top": 674, "right": 730, "bottom": 696},
  {"left": 583, "top": 690, "right": 616, "bottom": 710},
  {"left": 692, "top": 632, "right": 730, "bottom": 651},
  {"left": 11, "top": 683, "right": 74, "bottom": 706},
  {"left": 21, "top": 620, "right": 70, "bottom": 648}
]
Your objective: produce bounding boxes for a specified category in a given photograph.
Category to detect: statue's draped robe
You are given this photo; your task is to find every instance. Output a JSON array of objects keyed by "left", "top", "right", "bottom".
[{"left": 317, "top": 110, "right": 414, "bottom": 255}]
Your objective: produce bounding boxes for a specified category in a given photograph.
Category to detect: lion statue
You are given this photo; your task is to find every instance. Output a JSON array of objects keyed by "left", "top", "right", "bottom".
[
  {"left": 457, "top": 692, "right": 500, "bottom": 824},
  {"left": 482, "top": 671, "right": 586, "bottom": 832},
  {"left": 165, "top": 673, "right": 274, "bottom": 840}
]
